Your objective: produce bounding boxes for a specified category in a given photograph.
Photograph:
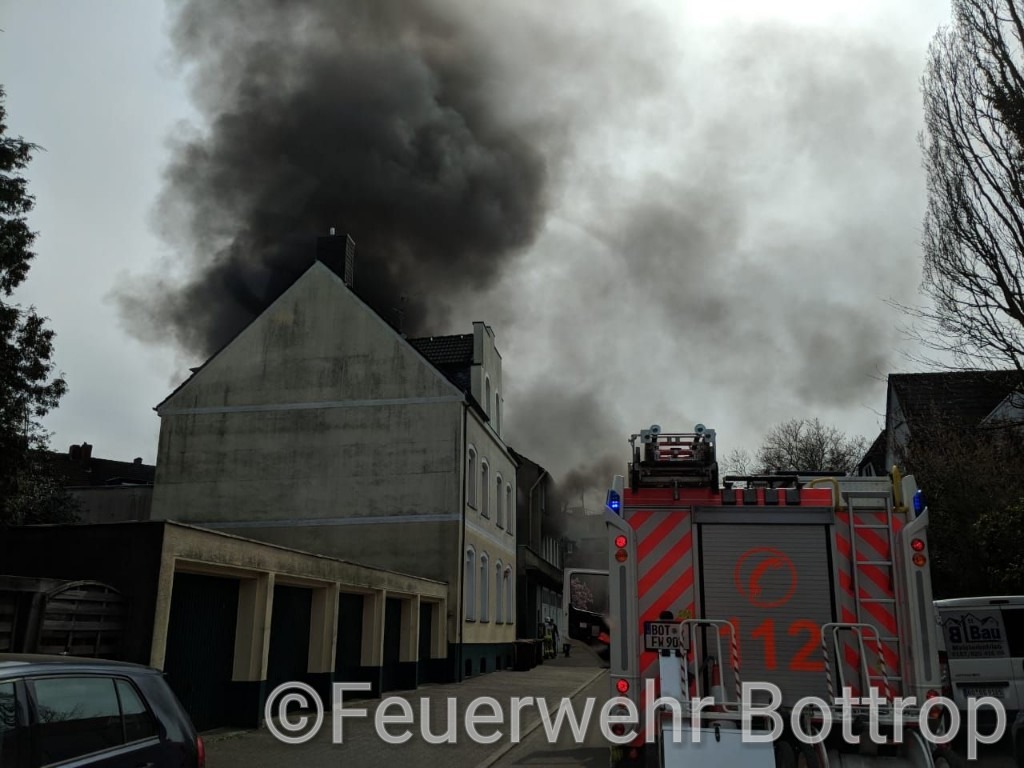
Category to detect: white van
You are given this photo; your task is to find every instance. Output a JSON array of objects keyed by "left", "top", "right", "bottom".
[{"left": 934, "top": 596, "right": 1024, "bottom": 715}]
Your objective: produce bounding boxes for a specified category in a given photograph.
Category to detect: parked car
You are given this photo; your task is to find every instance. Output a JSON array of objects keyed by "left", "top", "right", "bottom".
[
  {"left": 0, "top": 653, "right": 204, "bottom": 767},
  {"left": 934, "top": 596, "right": 1024, "bottom": 719}
]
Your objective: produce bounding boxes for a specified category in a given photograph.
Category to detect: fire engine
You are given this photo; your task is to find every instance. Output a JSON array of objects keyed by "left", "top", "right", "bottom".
[{"left": 604, "top": 424, "right": 962, "bottom": 768}]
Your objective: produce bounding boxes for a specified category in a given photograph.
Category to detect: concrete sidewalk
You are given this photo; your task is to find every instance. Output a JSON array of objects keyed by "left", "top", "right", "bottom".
[{"left": 205, "top": 663, "right": 607, "bottom": 768}]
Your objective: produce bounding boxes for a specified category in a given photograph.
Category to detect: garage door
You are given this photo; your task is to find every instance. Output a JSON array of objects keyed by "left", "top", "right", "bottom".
[
  {"left": 162, "top": 573, "right": 240, "bottom": 731},
  {"left": 266, "top": 585, "right": 312, "bottom": 693},
  {"left": 699, "top": 524, "right": 835, "bottom": 705}
]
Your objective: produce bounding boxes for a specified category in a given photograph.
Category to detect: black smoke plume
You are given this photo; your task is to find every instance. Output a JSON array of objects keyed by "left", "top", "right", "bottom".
[
  {"left": 120, "top": 0, "right": 546, "bottom": 356},
  {"left": 123, "top": 0, "right": 932, "bottom": 499}
]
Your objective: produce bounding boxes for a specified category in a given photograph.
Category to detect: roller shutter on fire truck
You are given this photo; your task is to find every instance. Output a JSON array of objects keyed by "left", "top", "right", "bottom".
[{"left": 698, "top": 522, "right": 835, "bottom": 705}]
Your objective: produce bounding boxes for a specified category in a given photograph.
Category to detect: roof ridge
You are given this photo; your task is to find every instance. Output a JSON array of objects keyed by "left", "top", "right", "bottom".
[{"left": 890, "top": 369, "right": 1020, "bottom": 378}]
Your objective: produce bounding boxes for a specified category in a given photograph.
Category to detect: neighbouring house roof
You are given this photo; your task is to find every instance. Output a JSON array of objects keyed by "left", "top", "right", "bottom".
[
  {"left": 407, "top": 334, "right": 475, "bottom": 394},
  {"left": 43, "top": 451, "right": 156, "bottom": 487},
  {"left": 508, "top": 448, "right": 549, "bottom": 480},
  {"left": 407, "top": 334, "right": 474, "bottom": 366},
  {"left": 857, "top": 430, "right": 886, "bottom": 476},
  {"left": 889, "top": 371, "right": 1022, "bottom": 431}
]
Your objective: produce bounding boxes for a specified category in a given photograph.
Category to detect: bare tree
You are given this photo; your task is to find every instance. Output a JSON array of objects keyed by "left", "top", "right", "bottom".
[
  {"left": 721, "top": 447, "right": 755, "bottom": 476},
  {"left": 916, "top": 0, "right": 1024, "bottom": 385},
  {"left": 756, "top": 418, "right": 868, "bottom": 475}
]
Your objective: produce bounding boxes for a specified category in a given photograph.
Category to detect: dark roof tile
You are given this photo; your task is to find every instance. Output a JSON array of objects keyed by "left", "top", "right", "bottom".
[
  {"left": 890, "top": 371, "right": 1022, "bottom": 430},
  {"left": 407, "top": 334, "right": 474, "bottom": 366},
  {"left": 407, "top": 334, "right": 475, "bottom": 394}
]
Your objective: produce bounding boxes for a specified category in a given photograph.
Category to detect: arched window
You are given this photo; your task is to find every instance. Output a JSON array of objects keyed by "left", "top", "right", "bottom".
[
  {"left": 506, "top": 484, "right": 514, "bottom": 535},
  {"left": 465, "top": 547, "right": 476, "bottom": 621},
  {"left": 467, "top": 447, "right": 478, "bottom": 508},
  {"left": 485, "top": 376, "right": 492, "bottom": 416},
  {"left": 504, "top": 568, "right": 513, "bottom": 623},
  {"left": 481, "top": 461, "right": 490, "bottom": 518},
  {"left": 495, "top": 474, "right": 504, "bottom": 529},
  {"left": 495, "top": 560, "right": 504, "bottom": 623},
  {"left": 479, "top": 552, "right": 490, "bottom": 622}
]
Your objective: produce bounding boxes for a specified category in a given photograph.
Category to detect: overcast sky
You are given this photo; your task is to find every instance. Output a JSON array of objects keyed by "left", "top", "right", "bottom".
[{"left": 2, "top": 0, "right": 954, "bottom": 477}]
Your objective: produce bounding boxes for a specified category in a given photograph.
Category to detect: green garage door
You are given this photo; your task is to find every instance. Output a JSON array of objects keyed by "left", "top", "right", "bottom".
[
  {"left": 162, "top": 573, "right": 240, "bottom": 732},
  {"left": 267, "top": 585, "right": 312, "bottom": 693}
]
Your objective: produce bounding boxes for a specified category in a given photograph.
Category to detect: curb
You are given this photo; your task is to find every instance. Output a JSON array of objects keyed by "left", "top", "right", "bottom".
[{"left": 472, "top": 668, "right": 608, "bottom": 768}]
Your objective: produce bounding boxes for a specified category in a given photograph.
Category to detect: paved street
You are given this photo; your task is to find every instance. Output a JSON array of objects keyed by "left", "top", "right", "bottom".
[
  {"left": 488, "top": 671, "right": 611, "bottom": 768},
  {"left": 206, "top": 644, "right": 609, "bottom": 768}
]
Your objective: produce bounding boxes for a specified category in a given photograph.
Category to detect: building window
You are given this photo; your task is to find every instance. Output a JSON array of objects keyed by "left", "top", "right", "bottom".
[
  {"left": 465, "top": 547, "right": 476, "bottom": 621},
  {"left": 495, "top": 474, "right": 504, "bottom": 529},
  {"left": 485, "top": 376, "right": 492, "bottom": 416},
  {"left": 506, "top": 484, "right": 514, "bottom": 535},
  {"left": 481, "top": 461, "right": 490, "bottom": 518},
  {"left": 467, "top": 447, "right": 477, "bottom": 508},
  {"left": 495, "top": 392, "right": 501, "bottom": 434},
  {"left": 495, "top": 560, "right": 504, "bottom": 623},
  {"left": 504, "top": 568, "right": 513, "bottom": 623},
  {"left": 480, "top": 552, "right": 490, "bottom": 622}
]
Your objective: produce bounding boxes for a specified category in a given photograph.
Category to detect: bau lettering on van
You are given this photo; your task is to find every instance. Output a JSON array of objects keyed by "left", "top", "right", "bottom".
[{"left": 944, "top": 613, "right": 1009, "bottom": 659}]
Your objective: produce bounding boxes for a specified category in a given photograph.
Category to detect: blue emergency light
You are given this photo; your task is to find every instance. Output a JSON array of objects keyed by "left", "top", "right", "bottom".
[
  {"left": 606, "top": 489, "right": 621, "bottom": 514},
  {"left": 913, "top": 489, "right": 926, "bottom": 516}
]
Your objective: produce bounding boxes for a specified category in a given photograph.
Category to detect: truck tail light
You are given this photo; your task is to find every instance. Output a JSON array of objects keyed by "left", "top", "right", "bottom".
[
  {"left": 911, "top": 538, "right": 925, "bottom": 552},
  {"left": 912, "top": 553, "right": 927, "bottom": 567},
  {"left": 197, "top": 734, "right": 206, "bottom": 768},
  {"left": 615, "top": 535, "right": 628, "bottom": 548},
  {"left": 611, "top": 722, "right": 626, "bottom": 736},
  {"left": 616, "top": 678, "right": 630, "bottom": 694},
  {"left": 615, "top": 549, "right": 628, "bottom": 563}
]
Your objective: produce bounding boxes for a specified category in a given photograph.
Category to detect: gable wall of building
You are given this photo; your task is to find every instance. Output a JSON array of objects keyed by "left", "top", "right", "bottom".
[{"left": 150, "top": 264, "right": 468, "bottom": 629}]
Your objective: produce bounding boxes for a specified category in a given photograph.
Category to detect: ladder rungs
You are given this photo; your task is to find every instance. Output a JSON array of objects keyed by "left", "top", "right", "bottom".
[
  {"left": 853, "top": 524, "right": 890, "bottom": 530},
  {"left": 856, "top": 560, "right": 893, "bottom": 566},
  {"left": 859, "top": 598, "right": 896, "bottom": 604}
]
